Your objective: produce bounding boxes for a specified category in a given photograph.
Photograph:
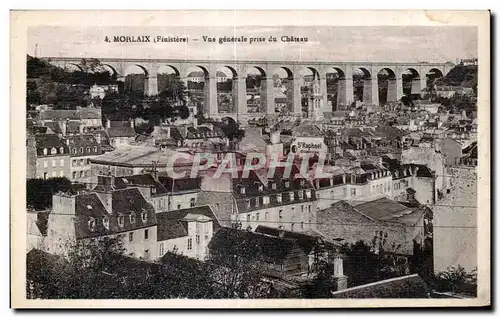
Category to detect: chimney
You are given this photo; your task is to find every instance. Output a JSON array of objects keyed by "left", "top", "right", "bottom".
[
  {"left": 332, "top": 254, "right": 347, "bottom": 291},
  {"left": 61, "top": 119, "right": 68, "bottom": 136}
]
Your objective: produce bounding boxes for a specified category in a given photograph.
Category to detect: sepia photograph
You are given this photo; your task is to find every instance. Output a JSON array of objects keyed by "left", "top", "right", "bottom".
[{"left": 10, "top": 10, "right": 490, "bottom": 308}]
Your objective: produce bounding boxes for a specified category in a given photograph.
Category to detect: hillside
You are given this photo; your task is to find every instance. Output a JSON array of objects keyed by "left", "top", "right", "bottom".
[{"left": 437, "top": 64, "right": 478, "bottom": 89}]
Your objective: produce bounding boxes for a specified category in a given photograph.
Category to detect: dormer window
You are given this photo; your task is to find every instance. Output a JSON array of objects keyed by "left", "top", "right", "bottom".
[
  {"left": 51, "top": 147, "right": 57, "bottom": 155},
  {"left": 305, "top": 189, "right": 312, "bottom": 199},
  {"left": 284, "top": 180, "right": 290, "bottom": 188},
  {"left": 72, "top": 148, "right": 76, "bottom": 154},
  {"left": 93, "top": 146, "right": 97, "bottom": 152},
  {"left": 86, "top": 147, "right": 90, "bottom": 153},
  {"left": 271, "top": 182, "right": 277, "bottom": 190},
  {"left": 59, "top": 147, "right": 64, "bottom": 154},
  {"left": 298, "top": 191, "right": 303, "bottom": 200},
  {"left": 88, "top": 217, "right": 96, "bottom": 231},
  {"left": 289, "top": 191, "right": 295, "bottom": 201},
  {"left": 300, "top": 179, "right": 305, "bottom": 186},
  {"left": 240, "top": 186, "right": 246, "bottom": 195},
  {"left": 263, "top": 196, "right": 270, "bottom": 205},
  {"left": 141, "top": 212, "right": 148, "bottom": 222},
  {"left": 80, "top": 148, "right": 84, "bottom": 154},
  {"left": 276, "top": 193, "right": 282, "bottom": 203},
  {"left": 258, "top": 184, "right": 264, "bottom": 192},
  {"left": 351, "top": 175, "right": 355, "bottom": 183},
  {"left": 118, "top": 216, "right": 124, "bottom": 227},
  {"left": 254, "top": 198, "right": 260, "bottom": 208},
  {"left": 245, "top": 199, "right": 251, "bottom": 209},
  {"left": 103, "top": 216, "right": 109, "bottom": 230},
  {"left": 151, "top": 187, "right": 156, "bottom": 194},
  {"left": 42, "top": 148, "right": 47, "bottom": 155},
  {"left": 130, "top": 212, "right": 136, "bottom": 224}
]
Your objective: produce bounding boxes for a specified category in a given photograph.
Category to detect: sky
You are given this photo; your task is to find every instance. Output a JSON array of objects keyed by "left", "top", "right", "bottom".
[{"left": 27, "top": 25, "right": 477, "bottom": 63}]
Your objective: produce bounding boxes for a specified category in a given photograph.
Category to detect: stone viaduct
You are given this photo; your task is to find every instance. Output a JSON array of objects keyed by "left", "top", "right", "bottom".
[{"left": 46, "top": 57, "right": 454, "bottom": 121}]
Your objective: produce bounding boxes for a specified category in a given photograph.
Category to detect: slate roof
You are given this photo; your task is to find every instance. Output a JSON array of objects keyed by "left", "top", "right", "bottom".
[
  {"left": 292, "top": 123, "right": 322, "bottom": 137},
  {"left": 114, "top": 174, "right": 168, "bottom": 196},
  {"left": 156, "top": 205, "right": 220, "bottom": 241},
  {"left": 107, "top": 126, "right": 136, "bottom": 138},
  {"left": 34, "top": 134, "right": 69, "bottom": 156},
  {"left": 353, "top": 198, "right": 425, "bottom": 226},
  {"left": 159, "top": 176, "right": 201, "bottom": 193},
  {"left": 39, "top": 108, "right": 101, "bottom": 120},
  {"left": 208, "top": 227, "right": 302, "bottom": 263},
  {"left": 74, "top": 188, "right": 156, "bottom": 239},
  {"left": 255, "top": 225, "right": 331, "bottom": 254}
]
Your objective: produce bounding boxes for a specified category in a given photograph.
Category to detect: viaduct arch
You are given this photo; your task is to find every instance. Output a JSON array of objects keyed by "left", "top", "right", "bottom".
[{"left": 44, "top": 57, "right": 454, "bottom": 122}]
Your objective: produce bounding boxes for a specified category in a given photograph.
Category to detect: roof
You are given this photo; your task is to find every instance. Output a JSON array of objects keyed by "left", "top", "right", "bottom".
[
  {"left": 374, "top": 126, "right": 407, "bottom": 139},
  {"left": 156, "top": 205, "right": 220, "bottom": 241},
  {"left": 114, "top": 174, "right": 168, "bottom": 196},
  {"left": 39, "top": 108, "right": 101, "bottom": 120},
  {"left": 255, "top": 225, "right": 332, "bottom": 254},
  {"left": 107, "top": 126, "right": 136, "bottom": 138},
  {"left": 208, "top": 227, "right": 303, "bottom": 264},
  {"left": 353, "top": 197, "right": 425, "bottom": 225},
  {"left": 34, "top": 134, "right": 69, "bottom": 156},
  {"left": 159, "top": 176, "right": 201, "bottom": 193},
  {"left": 67, "top": 134, "right": 100, "bottom": 148},
  {"left": 73, "top": 188, "right": 157, "bottom": 239},
  {"left": 90, "top": 146, "right": 193, "bottom": 167},
  {"left": 330, "top": 274, "right": 431, "bottom": 298},
  {"left": 292, "top": 123, "right": 322, "bottom": 137}
]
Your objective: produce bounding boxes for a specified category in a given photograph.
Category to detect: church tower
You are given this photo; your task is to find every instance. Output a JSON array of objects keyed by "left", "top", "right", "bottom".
[{"left": 308, "top": 81, "right": 324, "bottom": 121}]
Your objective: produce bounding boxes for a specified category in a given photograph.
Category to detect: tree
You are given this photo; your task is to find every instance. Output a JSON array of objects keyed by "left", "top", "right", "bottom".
[
  {"left": 27, "top": 237, "right": 126, "bottom": 299},
  {"left": 26, "top": 177, "right": 79, "bottom": 210},
  {"left": 434, "top": 266, "right": 477, "bottom": 296}
]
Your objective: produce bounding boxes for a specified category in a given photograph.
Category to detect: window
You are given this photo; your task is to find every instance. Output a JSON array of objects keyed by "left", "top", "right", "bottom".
[
  {"left": 93, "top": 146, "right": 97, "bottom": 153},
  {"left": 301, "top": 205, "right": 304, "bottom": 213},
  {"left": 80, "top": 148, "right": 84, "bottom": 154},
  {"left": 291, "top": 223, "right": 295, "bottom": 231},
  {"left": 279, "top": 210, "right": 283, "bottom": 219},
  {"left": 43, "top": 148, "right": 48, "bottom": 155},
  {"left": 88, "top": 218, "right": 96, "bottom": 231},
  {"left": 86, "top": 147, "right": 90, "bottom": 153},
  {"left": 72, "top": 148, "right": 76, "bottom": 154},
  {"left": 144, "top": 229, "right": 149, "bottom": 240},
  {"left": 263, "top": 196, "right": 269, "bottom": 205},
  {"left": 103, "top": 216, "right": 109, "bottom": 229},
  {"left": 291, "top": 207, "right": 295, "bottom": 214},
  {"left": 59, "top": 170, "right": 64, "bottom": 177},
  {"left": 265, "top": 212, "right": 268, "bottom": 220},
  {"left": 177, "top": 204, "right": 181, "bottom": 210},
  {"left": 289, "top": 191, "right": 295, "bottom": 201},
  {"left": 196, "top": 235, "right": 200, "bottom": 244},
  {"left": 276, "top": 194, "right": 282, "bottom": 203},
  {"left": 215, "top": 203, "right": 220, "bottom": 211},
  {"left": 79, "top": 171, "right": 84, "bottom": 178},
  {"left": 308, "top": 205, "right": 312, "bottom": 213},
  {"left": 51, "top": 171, "right": 56, "bottom": 177},
  {"left": 118, "top": 216, "right": 124, "bottom": 227},
  {"left": 254, "top": 198, "right": 260, "bottom": 208},
  {"left": 130, "top": 213, "right": 136, "bottom": 224},
  {"left": 142, "top": 212, "right": 148, "bottom": 222},
  {"left": 72, "top": 159, "right": 77, "bottom": 167},
  {"left": 351, "top": 188, "right": 357, "bottom": 196},
  {"left": 187, "top": 238, "right": 193, "bottom": 250},
  {"left": 59, "top": 147, "right": 64, "bottom": 154},
  {"left": 190, "top": 198, "right": 195, "bottom": 207},
  {"left": 80, "top": 159, "right": 84, "bottom": 166},
  {"left": 301, "top": 222, "right": 304, "bottom": 229},
  {"left": 245, "top": 200, "right": 251, "bottom": 209},
  {"left": 72, "top": 171, "right": 77, "bottom": 179},
  {"left": 159, "top": 243, "right": 164, "bottom": 256},
  {"left": 129, "top": 232, "right": 134, "bottom": 242},
  {"left": 52, "top": 160, "right": 56, "bottom": 167},
  {"left": 256, "top": 213, "right": 260, "bottom": 221},
  {"left": 51, "top": 148, "right": 57, "bottom": 155},
  {"left": 330, "top": 190, "right": 334, "bottom": 199}
]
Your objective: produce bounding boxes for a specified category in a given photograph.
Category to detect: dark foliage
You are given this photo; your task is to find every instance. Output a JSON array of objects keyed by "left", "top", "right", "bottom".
[{"left": 26, "top": 177, "right": 83, "bottom": 210}]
